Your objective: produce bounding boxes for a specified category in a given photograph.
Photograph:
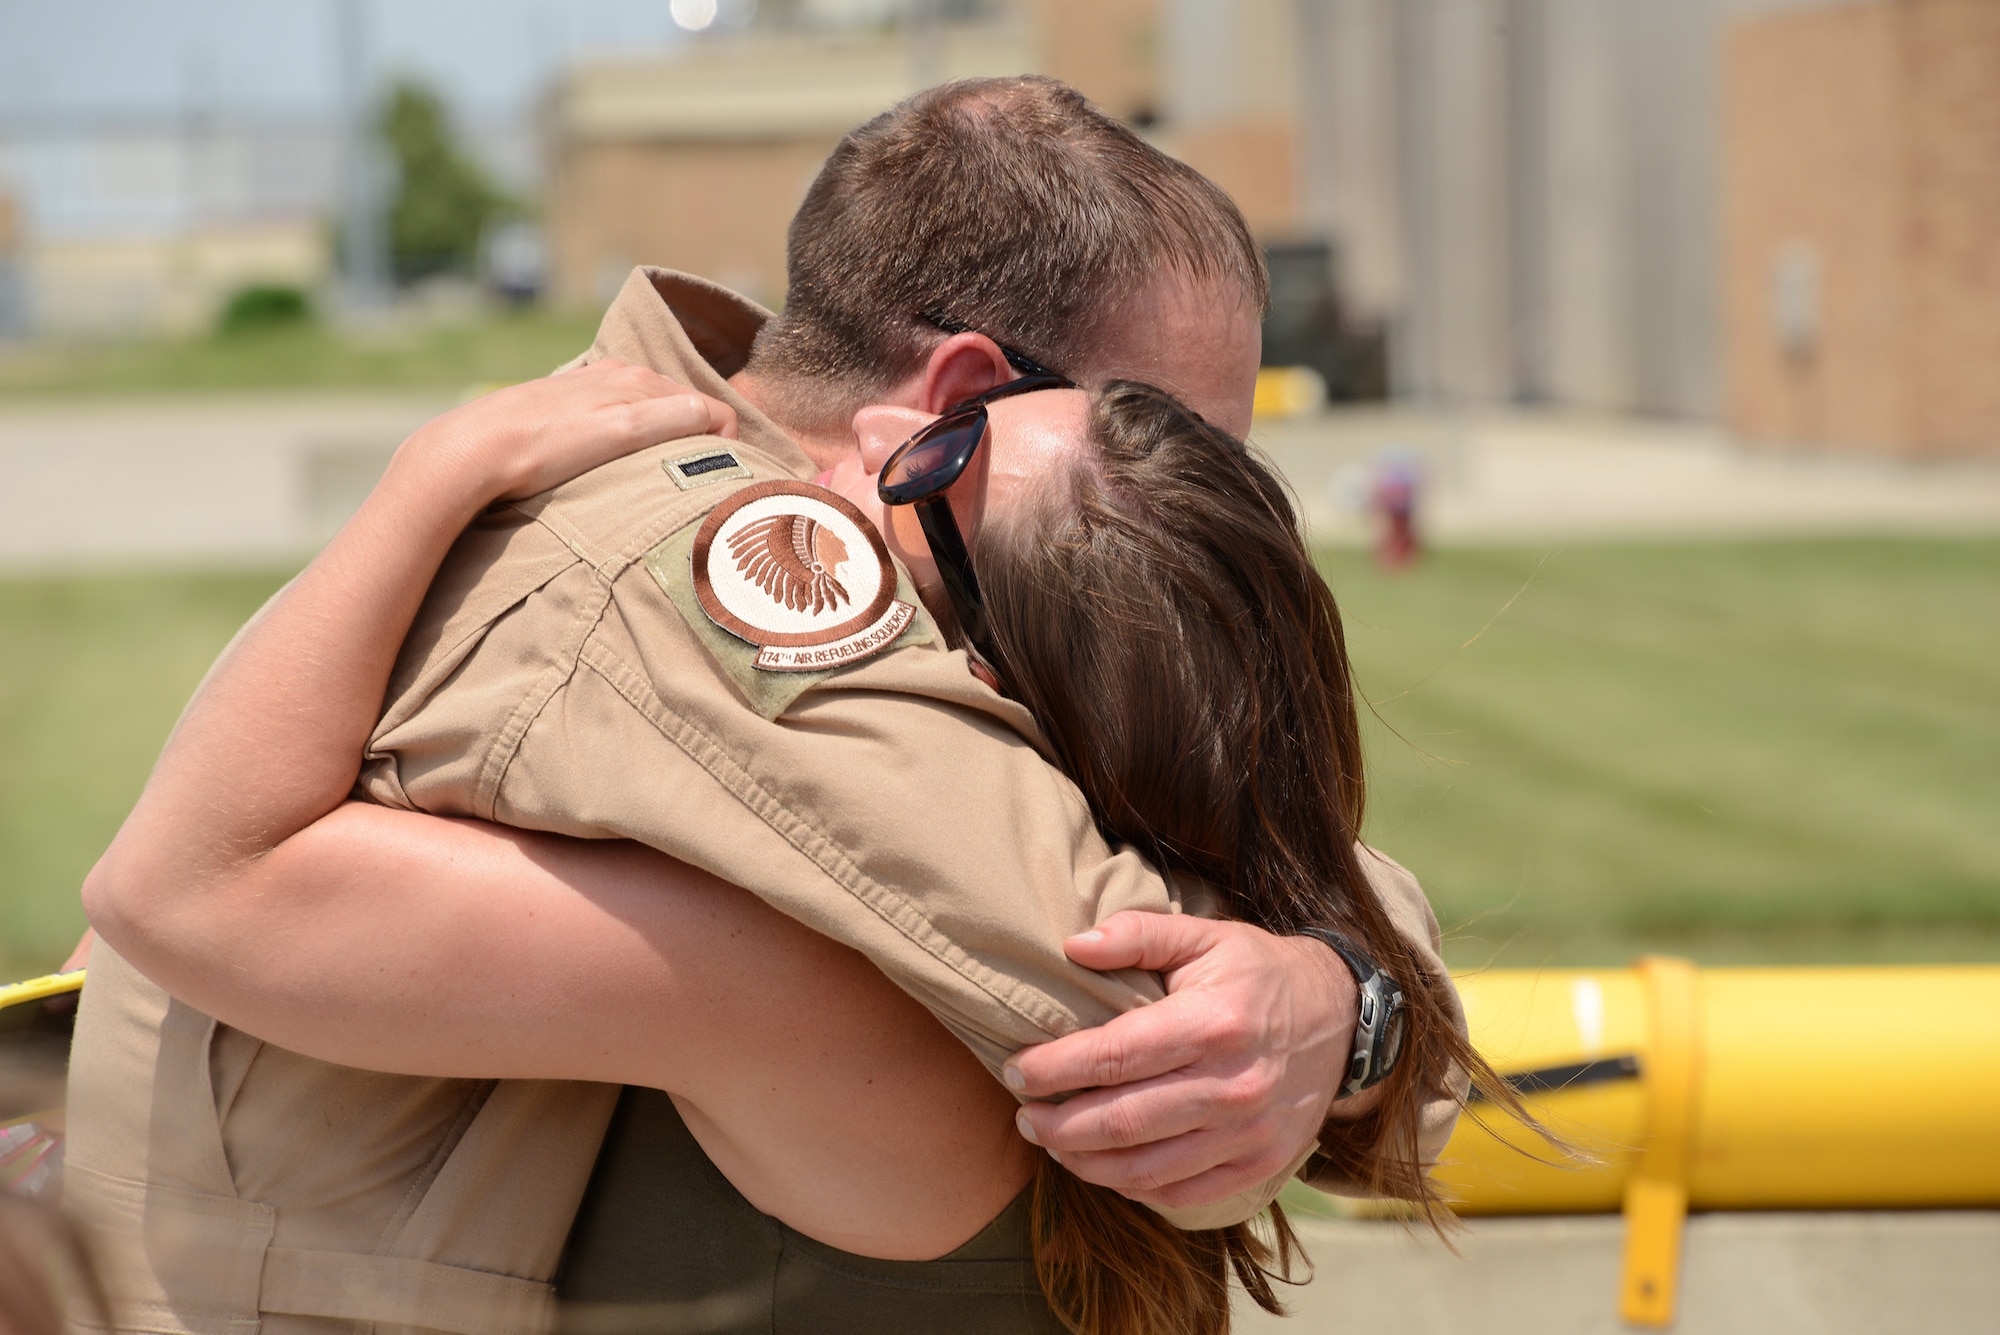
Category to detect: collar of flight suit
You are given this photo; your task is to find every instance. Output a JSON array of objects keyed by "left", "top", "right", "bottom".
[{"left": 581, "top": 266, "right": 816, "bottom": 482}]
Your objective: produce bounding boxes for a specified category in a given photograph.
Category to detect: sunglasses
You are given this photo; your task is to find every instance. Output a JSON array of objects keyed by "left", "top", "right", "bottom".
[
  {"left": 919, "top": 310, "right": 1064, "bottom": 380},
  {"left": 877, "top": 372, "right": 1075, "bottom": 672}
]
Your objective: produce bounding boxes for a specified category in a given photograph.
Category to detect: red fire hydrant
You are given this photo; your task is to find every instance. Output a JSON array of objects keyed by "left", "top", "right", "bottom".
[{"left": 1372, "top": 454, "right": 1423, "bottom": 570}]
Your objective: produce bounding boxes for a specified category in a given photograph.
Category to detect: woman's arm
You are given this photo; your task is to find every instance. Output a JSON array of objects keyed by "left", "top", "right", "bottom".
[
  {"left": 83, "top": 364, "right": 1030, "bottom": 1257},
  {"left": 145, "top": 798, "right": 1030, "bottom": 1256},
  {"left": 83, "top": 360, "right": 730, "bottom": 1003},
  {"left": 144, "top": 802, "right": 936, "bottom": 1088}
]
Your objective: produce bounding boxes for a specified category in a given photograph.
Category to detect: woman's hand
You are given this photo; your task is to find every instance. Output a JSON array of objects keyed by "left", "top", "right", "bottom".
[{"left": 404, "top": 358, "right": 739, "bottom": 506}]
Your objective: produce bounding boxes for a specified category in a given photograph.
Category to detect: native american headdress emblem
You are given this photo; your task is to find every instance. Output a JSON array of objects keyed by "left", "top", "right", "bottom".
[
  {"left": 687, "top": 480, "right": 916, "bottom": 674},
  {"left": 726, "top": 513, "right": 853, "bottom": 616}
]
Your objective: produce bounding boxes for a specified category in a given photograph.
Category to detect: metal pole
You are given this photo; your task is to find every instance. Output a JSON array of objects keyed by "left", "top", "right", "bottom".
[
  {"left": 1392, "top": 0, "right": 1436, "bottom": 399},
  {"left": 1504, "top": 0, "right": 1549, "bottom": 403},
  {"left": 334, "top": 0, "right": 389, "bottom": 309},
  {"left": 1294, "top": 0, "right": 1337, "bottom": 240},
  {"left": 910, "top": 0, "right": 942, "bottom": 91}
]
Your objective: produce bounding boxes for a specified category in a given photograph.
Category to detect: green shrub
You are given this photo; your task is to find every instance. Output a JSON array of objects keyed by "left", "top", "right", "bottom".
[{"left": 216, "top": 284, "right": 313, "bottom": 337}]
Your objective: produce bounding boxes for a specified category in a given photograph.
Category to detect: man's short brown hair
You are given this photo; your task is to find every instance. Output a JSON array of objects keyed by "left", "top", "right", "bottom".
[{"left": 747, "top": 77, "right": 1267, "bottom": 414}]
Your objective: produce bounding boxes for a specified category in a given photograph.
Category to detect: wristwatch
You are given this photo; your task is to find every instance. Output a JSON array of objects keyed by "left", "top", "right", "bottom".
[{"left": 1297, "top": 927, "right": 1407, "bottom": 1098}]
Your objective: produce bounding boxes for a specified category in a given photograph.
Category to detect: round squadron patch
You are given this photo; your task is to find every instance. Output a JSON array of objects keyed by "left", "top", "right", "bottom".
[{"left": 691, "top": 480, "right": 917, "bottom": 673}]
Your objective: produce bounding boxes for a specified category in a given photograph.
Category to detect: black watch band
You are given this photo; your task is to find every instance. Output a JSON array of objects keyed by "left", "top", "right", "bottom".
[{"left": 1296, "top": 927, "right": 1408, "bottom": 1098}]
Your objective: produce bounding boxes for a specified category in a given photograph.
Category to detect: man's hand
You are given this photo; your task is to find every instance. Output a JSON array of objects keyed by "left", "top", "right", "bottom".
[{"left": 1004, "top": 911, "right": 1371, "bottom": 1211}]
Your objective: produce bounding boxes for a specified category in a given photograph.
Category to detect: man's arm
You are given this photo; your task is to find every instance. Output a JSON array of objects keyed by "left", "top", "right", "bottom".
[
  {"left": 1010, "top": 850, "right": 1467, "bottom": 1211},
  {"left": 1008, "top": 915, "right": 1356, "bottom": 1212}
]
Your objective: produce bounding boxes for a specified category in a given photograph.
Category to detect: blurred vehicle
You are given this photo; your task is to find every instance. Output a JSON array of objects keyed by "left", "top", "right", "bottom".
[
  {"left": 1260, "top": 240, "right": 1386, "bottom": 403},
  {"left": 482, "top": 219, "right": 548, "bottom": 307}
]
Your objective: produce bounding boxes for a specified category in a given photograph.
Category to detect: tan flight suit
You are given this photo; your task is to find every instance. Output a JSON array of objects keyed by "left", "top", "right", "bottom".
[{"left": 63, "top": 268, "right": 1464, "bottom": 1335}]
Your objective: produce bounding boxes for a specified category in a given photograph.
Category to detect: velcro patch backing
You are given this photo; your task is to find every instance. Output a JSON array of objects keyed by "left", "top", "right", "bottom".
[{"left": 662, "top": 448, "right": 751, "bottom": 490}]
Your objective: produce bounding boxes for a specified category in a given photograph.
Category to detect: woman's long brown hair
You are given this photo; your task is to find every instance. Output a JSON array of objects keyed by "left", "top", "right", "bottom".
[{"left": 977, "top": 381, "right": 1533, "bottom": 1334}]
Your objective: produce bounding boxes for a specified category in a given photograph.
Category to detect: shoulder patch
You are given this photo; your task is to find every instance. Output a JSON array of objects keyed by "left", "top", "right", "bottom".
[
  {"left": 692, "top": 481, "right": 917, "bottom": 672},
  {"left": 644, "top": 481, "right": 934, "bottom": 718},
  {"left": 662, "top": 447, "right": 751, "bottom": 490}
]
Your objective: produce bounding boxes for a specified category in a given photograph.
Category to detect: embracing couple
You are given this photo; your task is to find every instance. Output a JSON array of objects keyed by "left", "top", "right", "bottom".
[{"left": 68, "top": 77, "right": 1496, "bottom": 1335}]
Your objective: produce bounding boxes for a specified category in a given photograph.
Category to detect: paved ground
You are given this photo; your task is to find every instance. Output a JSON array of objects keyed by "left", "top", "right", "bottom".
[
  {"left": 1234, "top": 1211, "right": 2000, "bottom": 1333},
  {"left": 0, "top": 392, "right": 452, "bottom": 571},
  {"left": 5, "top": 394, "right": 2000, "bottom": 571},
  {"left": 1255, "top": 408, "right": 2000, "bottom": 545}
]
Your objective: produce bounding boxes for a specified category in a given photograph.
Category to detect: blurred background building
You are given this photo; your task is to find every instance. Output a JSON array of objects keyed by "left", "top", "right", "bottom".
[
  {"left": 0, "top": 112, "right": 338, "bottom": 336},
  {"left": 1725, "top": 0, "right": 2000, "bottom": 458},
  {"left": 1, "top": 0, "right": 1996, "bottom": 457}
]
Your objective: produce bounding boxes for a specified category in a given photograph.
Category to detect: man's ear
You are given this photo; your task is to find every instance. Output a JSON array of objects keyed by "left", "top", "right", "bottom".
[{"left": 920, "top": 333, "right": 1015, "bottom": 413}]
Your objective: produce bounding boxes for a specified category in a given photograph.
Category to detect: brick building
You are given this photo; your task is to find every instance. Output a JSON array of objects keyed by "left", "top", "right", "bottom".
[
  {"left": 1725, "top": 0, "right": 2000, "bottom": 457},
  {"left": 545, "top": 0, "right": 1724, "bottom": 419},
  {"left": 543, "top": 0, "right": 1999, "bottom": 455},
  {"left": 543, "top": 1, "right": 1158, "bottom": 312}
]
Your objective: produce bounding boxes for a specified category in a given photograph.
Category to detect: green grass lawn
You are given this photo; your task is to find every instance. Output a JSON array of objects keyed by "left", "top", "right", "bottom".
[
  {"left": 2, "top": 540, "right": 1996, "bottom": 979},
  {"left": 0, "top": 310, "right": 603, "bottom": 398},
  {"left": 1325, "top": 539, "right": 2000, "bottom": 969},
  {"left": 0, "top": 571, "right": 293, "bottom": 977}
]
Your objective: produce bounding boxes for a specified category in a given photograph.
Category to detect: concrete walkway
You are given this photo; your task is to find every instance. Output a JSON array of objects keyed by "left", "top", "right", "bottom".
[
  {"left": 1255, "top": 408, "right": 2000, "bottom": 545},
  {"left": 4, "top": 394, "right": 2000, "bottom": 571},
  {"left": 1235, "top": 1211, "right": 2000, "bottom": 1333},
  {"left": 0, "top": 392, "right": 452, "bottom": 571}
]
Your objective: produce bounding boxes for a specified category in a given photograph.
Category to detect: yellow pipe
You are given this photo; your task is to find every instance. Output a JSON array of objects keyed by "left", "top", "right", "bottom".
[
  {"left": 10, "top": 963, "right": 1999, "bottom": 1215},
  {"left": 1438, "top": 963, "right": 2000, "bottom": 1214},
  {"left": 0, "top": 970, "right": 85, "bottom": 1012},
  {"left": 1618, "top": 957, "right": 1700, "bottom": 1327}
]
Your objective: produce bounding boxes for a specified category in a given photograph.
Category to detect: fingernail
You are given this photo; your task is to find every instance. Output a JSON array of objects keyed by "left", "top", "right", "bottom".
[
  {"left": 1074, "top": 930, "right": 1104, "bottom": 944},
  {"left": 1002, "top": 1063, "right": 1026, "bottom": 1092},
  {"left": 1015, "top": 1109, "right": 1040, "bottom": 1145}
]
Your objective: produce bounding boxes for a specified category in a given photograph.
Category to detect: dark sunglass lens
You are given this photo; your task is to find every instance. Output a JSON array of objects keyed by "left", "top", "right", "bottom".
[{"left": 883, "top": 415, "right": 984, "bottom": 497}]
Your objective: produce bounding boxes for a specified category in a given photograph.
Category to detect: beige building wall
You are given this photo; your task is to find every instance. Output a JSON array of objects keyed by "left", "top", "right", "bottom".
[
  {"left": 1902, "top": 1, "right": 2000, "bottom": 455},
  {"left": 545, "top": 15, "right": 1149, "bottom": 312},
  {"left": 25, "top": 221, "right": 328, "bottom": 338},
  {"left": 547, "top": 0, "right": 1730, "bottom": 420},
  {"left": 1407, "top": 0, "right": 1515, "bottom": 404},
  {"left": 550, "top": 135, "right": 836, "bottom": 311},
  {"left": 1016, "top": 0, "right": 1162, "bottom": 124},
  {"left": 1538, "top": 0, "right": 1640, "bottom": 409},
  {"left": 1161, "top": 0, "right": 1302, "bottom": 238},
  {"left": 1183, "top": 0, "right": 1719, "bottom": 415},
  {"left": 1726, "top": 0, "right": 2000, "bottom": 456},
  {"left": 1300, "top": 0, "right": 1405, "bottom": 321}
]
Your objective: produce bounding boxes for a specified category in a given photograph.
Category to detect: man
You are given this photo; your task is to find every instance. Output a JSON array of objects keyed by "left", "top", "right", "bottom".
[
  {"left": 71, "top": 76, "right": 1463, "bottom": 1328},
  {"left": 371, "top": 73, "right": 1463, "bottom": 1214}
]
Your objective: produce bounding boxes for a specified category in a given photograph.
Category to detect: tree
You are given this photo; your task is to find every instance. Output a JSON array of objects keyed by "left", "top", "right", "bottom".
[{"left": 380, "top": 81, "right": 508, "bottom": 285}]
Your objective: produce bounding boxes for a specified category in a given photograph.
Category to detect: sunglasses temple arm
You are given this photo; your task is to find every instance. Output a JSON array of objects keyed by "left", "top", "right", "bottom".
[{"left": 914, "top": 500, "right": 995, "bottom": 656}]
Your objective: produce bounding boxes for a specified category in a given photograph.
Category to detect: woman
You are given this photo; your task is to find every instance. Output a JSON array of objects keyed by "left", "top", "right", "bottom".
[{"left": 84, "top": 362, "right": 1507, "bottom": 1334}]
